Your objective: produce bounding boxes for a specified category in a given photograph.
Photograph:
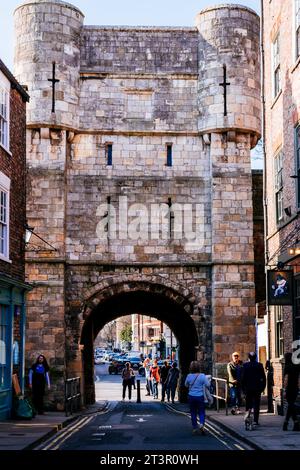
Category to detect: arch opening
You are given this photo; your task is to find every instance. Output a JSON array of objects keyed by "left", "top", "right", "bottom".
[{"left": 80, "top": 286, "right": 200, "bottom": 404}]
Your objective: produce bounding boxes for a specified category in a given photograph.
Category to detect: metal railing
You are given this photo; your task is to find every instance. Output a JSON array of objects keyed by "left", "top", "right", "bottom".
[
  {"left": 65, "top": 377, "right": 81, "bottom": 417},
  {"left": 211, "top": 377, "right": 229, "bottom": 415}
]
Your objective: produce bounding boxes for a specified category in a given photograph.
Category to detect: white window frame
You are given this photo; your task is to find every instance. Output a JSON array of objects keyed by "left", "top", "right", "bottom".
[
  {"left": 272, "top": 33, "right": 281, "bottom": 99},
  {"left": 274, "top": 150, "right": 284, "bottom": 223},
  {"left": 0, "top": 72, "right": 10, "bottom": 152},
  {"left": 0, "top": 172, "right": 10, "bottom": 263}
]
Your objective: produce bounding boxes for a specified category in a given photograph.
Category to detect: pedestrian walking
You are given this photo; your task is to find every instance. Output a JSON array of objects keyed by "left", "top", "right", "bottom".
[
  {"left": 227, "top": 351, "right": 243, "bottom": 414},
  {"left": 282, "top": 352, "right": 300, "bottom": 431},
  {"left": 143, "top": 357, "right": 152, "bottom": 396},
  {"left": 28, "top": 354, "right": 50, "bottom": 414},
  {"left": 265, "top": 360, "right": 274, "bottom": 413},
  {"left": 159, "top": 360, "right": 171, "bottom": 402},
  {"left": 150, "top": 359, "right": 160, "bottom": 399},
  {"left": 185, "top": 360, "right": 210, "bottom": 435},
  {"left": 241, "top": 352, "right": 266, "bottom": 425},
  {"left": 121, "top": 362, "right": 134, "bottom": 401},
  {"left": 166, "top": 361, "right": 180, "bottom": 403}
]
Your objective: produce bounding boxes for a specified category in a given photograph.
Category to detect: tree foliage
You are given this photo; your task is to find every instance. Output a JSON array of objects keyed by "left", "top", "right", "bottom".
[{"left": 120, "top": 325, "right": 133, "bottom": 344}]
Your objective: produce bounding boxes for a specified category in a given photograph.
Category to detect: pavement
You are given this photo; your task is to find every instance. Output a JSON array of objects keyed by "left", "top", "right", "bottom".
[
  {"left": 0, "top": 401, "right": 108, "bottom": 450},
  {"left": 169, "top": 402, "right": 300, "bottom": 451},
  {"left": 1, "top": 389, "right": 300, "bottom": 451}
]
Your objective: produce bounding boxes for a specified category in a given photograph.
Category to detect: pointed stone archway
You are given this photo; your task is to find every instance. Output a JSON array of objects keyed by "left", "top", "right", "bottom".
[{"left": 78, "top": 277, "right": 203, "bottom": 404}]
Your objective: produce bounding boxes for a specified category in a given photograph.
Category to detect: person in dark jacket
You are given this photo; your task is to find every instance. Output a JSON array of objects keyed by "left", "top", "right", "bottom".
[
  {"left": 282, "top": 352, "right": 300, "bottom": 431},
  {"left": 29, "top": 354, "right": 51, "bottom": 414},
  {"left": 159, "top": 360, "right": 171, "bottom": 402},
  {"left": 227, "top": 352, "right": 243, "bottom": 414},
  {"left": 241, "top": 352, "right": 266, "bottom": 425},
  {"left": 166, "top": 362, "right": 180, "bottom": 403}
]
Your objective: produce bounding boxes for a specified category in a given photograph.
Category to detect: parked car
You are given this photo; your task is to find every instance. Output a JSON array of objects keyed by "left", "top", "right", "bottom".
[
  {"left": 125, "top": 357, "right": 143, "bottom": 370},
  {"left": 108, "top": 359, "right": 126, "bottom": 375},
  {"left": 94, "top": 355, "right": 104, "bottom": 365}
]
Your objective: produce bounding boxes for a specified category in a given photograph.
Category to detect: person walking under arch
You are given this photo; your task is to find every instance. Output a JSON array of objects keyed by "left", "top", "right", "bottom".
[
  {"left": 29, "top": 354, "right": 50, "bottom": 414},
  {"left": 166, "top": 361, "right": 180, "bottom": 403},
  {"left": 150, "top": 359, "right": 160, "bottom": 399},
  {"left": 185, "top": 360, "right": 210, "bottom": 435},
  {"left": 121, "top": 362, "right": 134, "bottom": 401},
  {"left": 282, "top": 352, "right": 300, "bottom": 431},
  {"left": 143, "top": 357, "right": 152, "bottom": 396},
  {"left": 160, "top": 360, "right": 171, "bottom": 402}
]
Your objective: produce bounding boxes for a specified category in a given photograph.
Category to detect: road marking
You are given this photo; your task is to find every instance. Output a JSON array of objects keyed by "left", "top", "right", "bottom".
[
  {"left": 39, "top": 416, "right": 94, "bottom": 450},
  {"left": 127, "top": 414, "right": 152, "bottom": 417},
  {"left": 234, "top": 443, "right": 245, "bottom": 450},
  {"left": 136, "top": 418, "right": 146, "bottom": 422},
  {"left": 164, "top": 403, "right": 247, "bottom": 451}
]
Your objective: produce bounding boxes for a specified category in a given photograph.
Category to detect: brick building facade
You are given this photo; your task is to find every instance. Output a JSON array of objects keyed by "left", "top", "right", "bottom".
[
  {"left": 0, "top": 59, "right": 30, "bottom": 419},
  {"left": 262, "top": 0, "right": 300, "bottom": 406},
  {"left": 14, "top": 0, "right": 262, "bottom": 407}
]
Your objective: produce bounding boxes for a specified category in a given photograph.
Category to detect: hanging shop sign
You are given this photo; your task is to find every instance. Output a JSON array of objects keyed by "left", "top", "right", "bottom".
[{"left": 267, "top": 270, "right": 294, "bottom": 305}]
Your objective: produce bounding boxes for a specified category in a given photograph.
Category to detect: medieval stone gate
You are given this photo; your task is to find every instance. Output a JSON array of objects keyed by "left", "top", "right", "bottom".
[{"left": 14, "top": 0, "right": 261, "bottom": 407}]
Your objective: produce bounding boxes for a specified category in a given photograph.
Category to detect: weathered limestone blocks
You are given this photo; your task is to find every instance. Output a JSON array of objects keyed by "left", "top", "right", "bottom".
[
  {"left": 14, "top": 0, "right": 84, "bottom": 128},
  {"left": 196, "top": 4, "right": 261, "bottom": 141}
]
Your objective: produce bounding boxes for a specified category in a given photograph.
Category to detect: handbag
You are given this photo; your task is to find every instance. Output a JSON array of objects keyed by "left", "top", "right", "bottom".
[{"left": 203, "top": 386, "right": 214, "bottom": 406}]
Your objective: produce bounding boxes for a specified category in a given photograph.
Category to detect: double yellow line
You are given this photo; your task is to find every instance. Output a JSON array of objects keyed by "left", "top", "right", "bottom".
[
  {"left": 39, "top": 415, "right": 95, "bottom": 450},
  {"left": 164, "top": 403, "right": 247, "bottom": 451}
]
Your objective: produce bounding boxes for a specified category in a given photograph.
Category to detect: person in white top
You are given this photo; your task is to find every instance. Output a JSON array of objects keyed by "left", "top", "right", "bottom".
[{"left": 185, "top": 360, "right": 210, "bottom": 435}]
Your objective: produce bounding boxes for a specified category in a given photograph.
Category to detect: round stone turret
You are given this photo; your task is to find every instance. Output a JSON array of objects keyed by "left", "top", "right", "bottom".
[
  {"left": 195, "top": 4, "right": 261, "bottom": 144},
  {"left": 14, "top": 0, "right": 84, "bottom": 129}
]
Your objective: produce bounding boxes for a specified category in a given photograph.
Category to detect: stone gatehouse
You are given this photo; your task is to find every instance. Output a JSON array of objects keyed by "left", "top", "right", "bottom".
[{"left": 14, "top": 0, "right": 262, "bottom": 406}]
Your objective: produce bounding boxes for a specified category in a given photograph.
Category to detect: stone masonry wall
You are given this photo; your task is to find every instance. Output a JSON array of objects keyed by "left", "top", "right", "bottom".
[{"left": 14, "top": 1, "right": 261, "bottom": 406}]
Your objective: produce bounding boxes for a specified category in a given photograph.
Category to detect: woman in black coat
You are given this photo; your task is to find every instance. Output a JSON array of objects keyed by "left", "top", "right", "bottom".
[{"left": 29, "top": 354, "right": 51, "bottom": 414}]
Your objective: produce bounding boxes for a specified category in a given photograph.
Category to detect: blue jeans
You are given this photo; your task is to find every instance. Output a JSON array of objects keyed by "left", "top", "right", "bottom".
[
  {"left": 229, "top": 386, "right": 242, "bottom": 408},
  {"left": 188, "top": 395, "right": 205, "bottom": 428},
  {"left": 152, "top": 380, "right": 158, "bottom": 398}
]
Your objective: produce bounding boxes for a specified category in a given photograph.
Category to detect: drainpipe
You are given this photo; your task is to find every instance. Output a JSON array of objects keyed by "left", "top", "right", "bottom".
[{"left": 260, "top": 0, "right": 271, "bottom": 362}]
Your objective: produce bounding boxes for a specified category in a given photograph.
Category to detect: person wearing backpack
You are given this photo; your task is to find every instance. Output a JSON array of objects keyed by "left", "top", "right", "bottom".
[{"left": 185, "top": 360, "right": 210, "bottom": 435}]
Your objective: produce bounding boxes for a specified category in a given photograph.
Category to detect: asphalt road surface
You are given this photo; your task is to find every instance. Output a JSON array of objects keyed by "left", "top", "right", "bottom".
[{"left": 36, "top": 366, "right": 251, "bottom": 451}]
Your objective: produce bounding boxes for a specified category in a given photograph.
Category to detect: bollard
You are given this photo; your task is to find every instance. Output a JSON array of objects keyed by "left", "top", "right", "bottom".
[{"left": 136, "top": 379, "right": 141, "bottom": 403}]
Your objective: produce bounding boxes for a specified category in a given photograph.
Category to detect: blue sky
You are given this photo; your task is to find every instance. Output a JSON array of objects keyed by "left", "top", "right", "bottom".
[{"left": 1, "top": 0, "right": 260, "bottom": 70}]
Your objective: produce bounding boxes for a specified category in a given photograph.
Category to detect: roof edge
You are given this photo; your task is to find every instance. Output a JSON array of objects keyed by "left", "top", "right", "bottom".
[{"left": 0, "top": 59, "right": 30, "bottom": 102}]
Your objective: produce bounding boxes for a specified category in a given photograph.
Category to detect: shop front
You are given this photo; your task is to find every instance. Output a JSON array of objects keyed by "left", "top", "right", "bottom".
[{"left": 0, "top": 275, "right": 30, "bottom": 420}]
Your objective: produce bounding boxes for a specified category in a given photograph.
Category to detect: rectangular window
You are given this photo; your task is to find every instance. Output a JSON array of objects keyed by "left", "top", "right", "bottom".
[
  {"left": 0, "top": 189, "right": 8, "bottom": 257},
  {"left": 272, "top": 34, "right": 281, "bottom": 98},
  {"left": 148, "top": 328, "right": 154, "bottom": 337},
  {"left": 295, "top": 125, "right": 300, "bottom": 208},
  {"left": 166, "top": 144, "right": 172, "bottom": 167},
  {"left": 0, "top": 305, "right": 9, "bottom": 390},
  {"left": 0, "top": 86, "right": 9, "bottom": 150},
  {"left": 296, "top": 0, "right": 300, "bottom": 58},
  {"left": 274, "top": 150, "right": 283, "bottom": 223},
  {"left": 294, "top": 276, "right": 300, "bottom": 342},
  {"left": 275, "top": 306, "right": 284, "bottom": 358},
  {"left": 105, "top": 143, "right": 113, "bottom": 166}
]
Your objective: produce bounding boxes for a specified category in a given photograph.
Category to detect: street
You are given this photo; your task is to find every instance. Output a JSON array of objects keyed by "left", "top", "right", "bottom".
[{"left": 35, "top": 365, "right": 252, "bottom": 451}]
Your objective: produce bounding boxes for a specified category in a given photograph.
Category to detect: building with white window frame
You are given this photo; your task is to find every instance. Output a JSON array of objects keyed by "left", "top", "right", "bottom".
[
  {"left": 262, "top": 0, "right": 300, "bottom": 412},
  {"left": 0, "top": 59, "right": 30, "bottom": 420}
]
